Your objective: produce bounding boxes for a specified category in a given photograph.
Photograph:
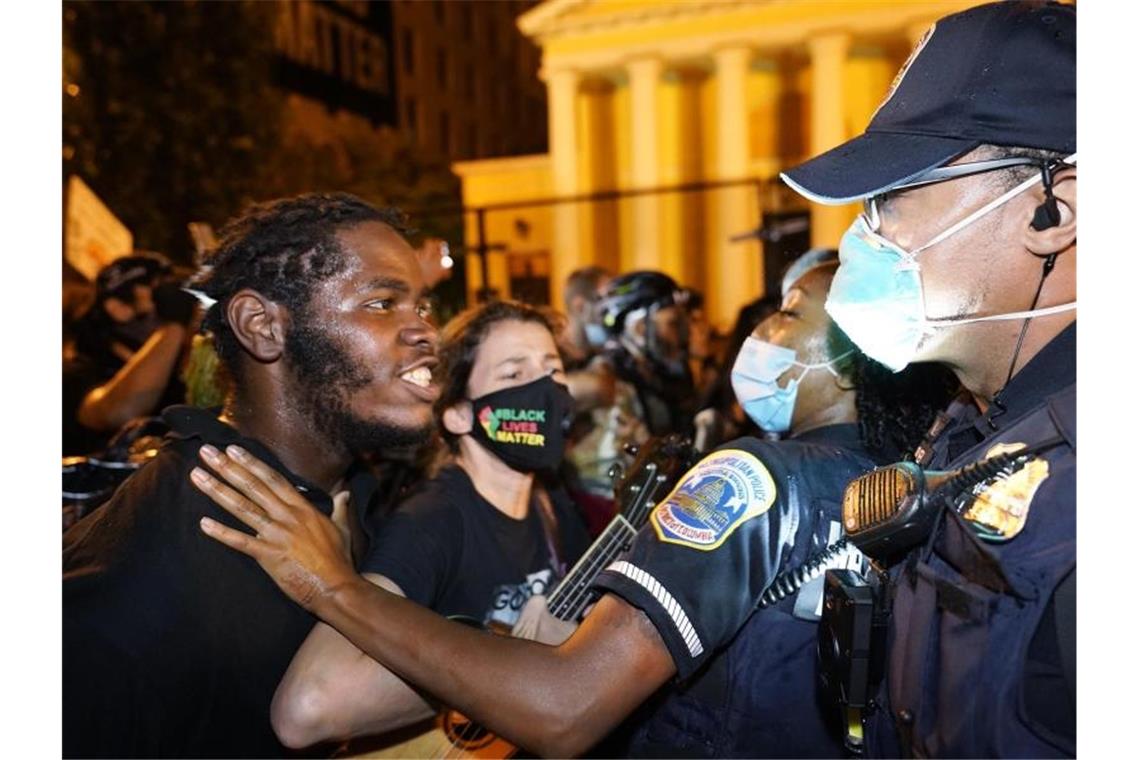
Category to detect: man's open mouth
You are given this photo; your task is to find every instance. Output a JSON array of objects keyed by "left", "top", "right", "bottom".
[{"left": 399, "top": 366, "right": 433, "bottom": 388}]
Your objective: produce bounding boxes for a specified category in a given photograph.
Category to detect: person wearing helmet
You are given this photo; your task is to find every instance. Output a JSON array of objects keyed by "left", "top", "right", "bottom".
[
  {"left": 563, "top": 270, "right": 694, "bottom": 504},
  {"left": 596, "top": 270, "right": 696, "bottom": 435}
]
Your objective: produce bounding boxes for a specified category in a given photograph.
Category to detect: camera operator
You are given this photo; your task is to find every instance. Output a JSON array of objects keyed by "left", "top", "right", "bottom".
[{"left": 63, "top": 254, "right": 198, "bottom": 455}]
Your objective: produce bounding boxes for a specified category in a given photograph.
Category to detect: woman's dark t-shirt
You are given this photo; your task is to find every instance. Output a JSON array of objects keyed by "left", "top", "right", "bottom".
[{"left": 363, "top": 465, "right": 590, "bottom": 628}]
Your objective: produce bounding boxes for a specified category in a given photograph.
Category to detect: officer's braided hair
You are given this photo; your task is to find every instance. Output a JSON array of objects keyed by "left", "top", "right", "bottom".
[
  {"left": 827, "top": 326, "right": 960, "bottom": 462},
  {"left": 192, "top": 192, "right": 412, "bottom": 382}
]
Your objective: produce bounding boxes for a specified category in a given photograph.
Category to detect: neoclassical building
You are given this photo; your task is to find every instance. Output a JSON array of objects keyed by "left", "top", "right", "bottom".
[{"left": 454, "top": 0, "right": 979, "bottom": 327}]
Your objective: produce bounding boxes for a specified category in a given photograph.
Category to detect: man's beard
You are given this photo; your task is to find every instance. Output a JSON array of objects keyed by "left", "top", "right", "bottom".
[{"left": 285, "top": 316, "right": 433, "bottom": 456}]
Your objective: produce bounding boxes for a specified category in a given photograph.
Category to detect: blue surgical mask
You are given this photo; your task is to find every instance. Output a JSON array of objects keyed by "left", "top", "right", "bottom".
[
  {"left": 826, "top": 156, "right": 1078, "bottom": 372},
  {"left": 730, "top": 336, "right": 852, "bottom": 434},
  {"left": 583, "top": 322, "right": 609, "bottom": 349}
]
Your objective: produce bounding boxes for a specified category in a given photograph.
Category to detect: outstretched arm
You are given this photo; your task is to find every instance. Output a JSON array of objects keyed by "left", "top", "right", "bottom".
[
  {"left": 270, "top": 573, "right": 435, "bottom": 749},
  {"left": 192, "top": 445, "right": 676, "bottom": 758},
  {"left": 78, "top": 324, "right": 186, "bottom": 431}
]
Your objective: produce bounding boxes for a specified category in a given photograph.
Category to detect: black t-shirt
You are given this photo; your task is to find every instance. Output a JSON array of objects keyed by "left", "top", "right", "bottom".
[
  {"left": 62, "top": 405, "right": 377, "bottom": 758},
  {"left": 362, "top": 465, "right": 591, "bottom": 629}
]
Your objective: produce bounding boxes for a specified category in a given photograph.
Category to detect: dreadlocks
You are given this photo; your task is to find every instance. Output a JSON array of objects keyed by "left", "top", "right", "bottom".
[
  {"left": 191, "top": 192, "right": 411, "bottom": 380},
  {"left": 826, "top": 323, "right": 960, "bottom": 462}
]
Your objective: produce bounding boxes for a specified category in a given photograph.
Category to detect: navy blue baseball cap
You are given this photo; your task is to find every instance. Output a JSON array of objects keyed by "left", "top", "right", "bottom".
[{"left": 781, "top": 1, "right": 1075, "bottom": 205}]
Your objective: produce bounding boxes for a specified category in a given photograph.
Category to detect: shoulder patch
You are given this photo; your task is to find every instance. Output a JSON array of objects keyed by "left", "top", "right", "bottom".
[{"left": 650, "top": 449, "right": 777, "bottom": 551}]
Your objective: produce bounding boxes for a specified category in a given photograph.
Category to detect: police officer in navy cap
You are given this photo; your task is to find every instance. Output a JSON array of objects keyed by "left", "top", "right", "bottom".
[{"left": 780, "top": 1, "right": 1076, "bottom": 756}]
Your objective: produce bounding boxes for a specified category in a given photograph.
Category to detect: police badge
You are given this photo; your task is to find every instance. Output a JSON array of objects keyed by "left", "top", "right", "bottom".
[{"left": 961, "top": 442, "right": 1051, "bottom": 542}]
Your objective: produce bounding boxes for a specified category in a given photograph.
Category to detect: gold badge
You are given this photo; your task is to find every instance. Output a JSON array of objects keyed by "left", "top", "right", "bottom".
[{"left": 961, "top": 443, "right": 1050, "bottom": 542}]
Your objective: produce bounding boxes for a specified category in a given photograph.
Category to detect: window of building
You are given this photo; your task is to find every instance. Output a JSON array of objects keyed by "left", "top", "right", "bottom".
[
  {"left": 486, "top": 15, "right": 497, "bottom": 48},
  {"left": 405, "top": 98, "right": 418, "bottom": 138},
  {"left": 500, "top": 83, "right": 511, "bottom": 116},
  {"left": 467, "top": 123, "right": 478, "bottom": 157},
  {"left": 461, "top": 3, "right": 474, "bottom": 37},
  {"left": 464, "top": 65, "right": 475, "bottom": 100},
  {"left": 433, "top": 1, "right": 445, "bottom": 25},
  {"left": 436, "top": 47, "right": 448, "bottom": 89},
  {"left": 440, "top": 111, "right": 451, "bottom": 154},
  {"left": 401, "top": 28, "right": 414, "bottom": 74}
]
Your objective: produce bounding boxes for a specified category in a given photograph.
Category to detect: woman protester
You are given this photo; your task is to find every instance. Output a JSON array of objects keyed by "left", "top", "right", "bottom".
[{"left": 191, "top": 253, "right": 957, "bottom": 757}]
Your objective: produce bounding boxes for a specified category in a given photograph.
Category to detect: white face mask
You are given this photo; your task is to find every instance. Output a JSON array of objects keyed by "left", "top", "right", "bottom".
[{"left": 826, "top": 154, "right": 1077, "bottom": 372}]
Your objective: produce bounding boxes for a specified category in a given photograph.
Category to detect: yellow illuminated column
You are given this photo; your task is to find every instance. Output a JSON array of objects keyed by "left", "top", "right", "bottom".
[
  {"left": 808, "top": 32, "right": 855, "bottom": 248},
  {"left": 846, "top": 47, "right": 896, "bottom": 137},
  {"left": 748, "top": 60, "right": 782, "bottom": 178},
  {"left": 579, "top": 79, "right": 620, "bottom": 273},
  {"left": 710, "top": 45, "right": 761, "bottom": 331},
  {"left": 627, "top": 57, "right": 662, "bottom": 272},
  {"left": 546, "top": 67, "right": 583, "bottom": 310},
  {"left": 658, "top": 68, "right": 701, "bottom": 284}
]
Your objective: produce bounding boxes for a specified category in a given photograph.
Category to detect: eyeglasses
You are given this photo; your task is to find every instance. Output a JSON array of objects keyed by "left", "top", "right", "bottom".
[{"left": 861, "top": 156, "right": 1053, "bottom": 233}]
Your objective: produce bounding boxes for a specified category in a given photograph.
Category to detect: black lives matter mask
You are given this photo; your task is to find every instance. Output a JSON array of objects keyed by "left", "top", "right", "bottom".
[{"left": 467, "top": 375, "right": 574, "bottom": 473}]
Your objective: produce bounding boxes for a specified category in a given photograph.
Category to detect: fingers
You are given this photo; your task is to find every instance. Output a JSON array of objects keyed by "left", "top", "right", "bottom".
[
  {"left": 199, "top": 515, "right": 264, "bottom": 560},
  {"left": 223, "top": 445, "right": 308, "bottom": 508},
  {"left": 511, "top": 594, "right": 546, "bottom": 640},
  {"left": 198, "top": 444, "right": 300, "bottom": 520},
  {"left": 191, "top": 466, "right": 272, "bottom": 533},
  {"left": 330, "top": 491, "right": 354, "bottom": 563},
  {"left": 331, "top": 491, "right": 351, "bottom": 533}
]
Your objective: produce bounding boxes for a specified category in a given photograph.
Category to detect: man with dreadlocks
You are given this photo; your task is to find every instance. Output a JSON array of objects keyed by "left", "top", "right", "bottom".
[{"left": 62, "top": 193, "right": 440, "bottom": 758}]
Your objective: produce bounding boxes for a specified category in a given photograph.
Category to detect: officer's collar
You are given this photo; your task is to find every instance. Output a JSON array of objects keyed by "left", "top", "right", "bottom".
[
  {"left": 161, "top": 405, "right": 351, "bottom": 514},
  {"left": 791, "top": 422, "right": 862, "bottom": 451},
  {"left": 978, "top": 321, "right": 1076, "bottom": 436}
]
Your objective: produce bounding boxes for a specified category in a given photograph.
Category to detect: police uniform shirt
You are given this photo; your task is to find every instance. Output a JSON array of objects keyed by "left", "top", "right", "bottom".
[
  {"left": 592, "top": 429, "right": 874, "bottom": 680},
  {"left": 63, "top": 405, "right": 378, "bottom": 759},
  {"left": 868, "top": 322, "right": 1076, "bottom": 758}
]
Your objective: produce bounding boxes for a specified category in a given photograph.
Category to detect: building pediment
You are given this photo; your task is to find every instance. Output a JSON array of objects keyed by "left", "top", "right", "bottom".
[{"left": 519, "top": 0, "right": 773, "bottom": 42}]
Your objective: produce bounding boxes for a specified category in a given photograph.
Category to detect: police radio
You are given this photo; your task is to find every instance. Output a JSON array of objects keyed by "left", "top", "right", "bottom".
[{"left": 841, "top": 436, "right": 1063, "bottom": 561}]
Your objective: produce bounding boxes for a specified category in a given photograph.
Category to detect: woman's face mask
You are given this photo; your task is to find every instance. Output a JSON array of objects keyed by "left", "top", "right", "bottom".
[
  {"left": 826, "top": 155, "right": 1077, "bottom": 372},
  {"left": 467, "top": 374, "right": 574, "bottom": 473},
  {"left": 730, "top": 336, "right": 851, "bottom": 434}
]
